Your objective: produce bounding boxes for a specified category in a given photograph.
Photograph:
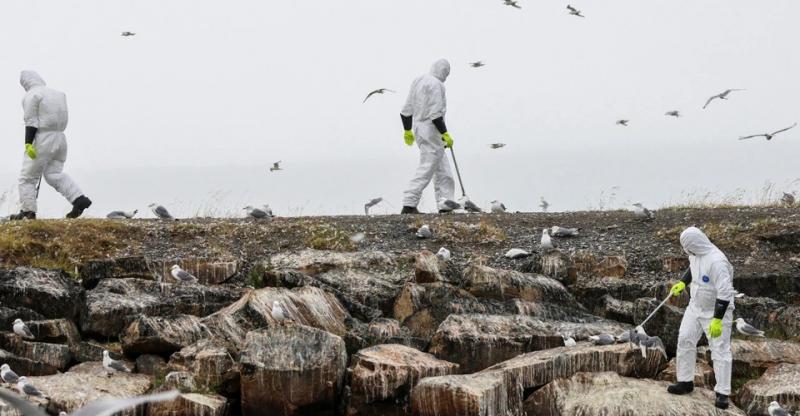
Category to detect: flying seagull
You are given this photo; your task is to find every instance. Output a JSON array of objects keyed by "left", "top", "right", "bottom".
[
  {"left": 1, "top": 364, "right": 20, "bottom": 384},
  {"left": 363, "top": 88, "right": 395, "bottom": 103},
  {"left": 588, "top": 334, "right": 615, "bottom": 345},
  {"left": 469, "top": 61, "right": 486, "bottom": 68},
  {"left": 735, "top": 318, "right": 765, "bottom": 337},
  {"left": 364, "top": 197, "right": 383, "bottom": 215},
  {"left": 489, "top": 143, "right": 506, "bottom": 149},
  {"left": 491, "top": 200, "right": 507, "bottom": 213},
  {"left": 271, "top": 301, "right": 287, "bottom": 324},
  {"left": 703, "top": 89, "right": 745, "bottom": 109},
  {"left": 739, "top": 123, "right": 797, "bottom": 141},
  {"left": 12, "top": 319, "right": 34, "bottom": 339},
  {"left": 121, "top": 31, "right": 136, "bottom": 37},
  {"left": 632, "top": 202, "right": 655, "bottom": 221},
  {"left": 244, "top": 206, "right": 272, "bottom": 219},
  {"left": 665, "top": 110, "right": 681, "bottom": 118},
  {"left": 567, "top": 5, "right": 585, "bottom": 17},
  {"left": 103, "top": 350, "right": 131, "bottom": 374},
  {"left": 171, "top": 265, "right": 198, "bottom": 284},
  {"left": 539, "top": 197, "right": 550, "bottom": 212},
  {"left": 107, "top": 210, "right": 137, "bottom": 219},
  {"left": 270, "top": 161, "right": 283, "bottom": 172},
  {"left": 503, "top": 0, "right": 521, "bottom": 9},
  {"left": 148, "top": 203, "right": 174, "bottom": 220},
  {"left": 16, "top": 377, "right": 46, "bottom": 398},
  {"left": 0, "top": 387, "right": 180, "bottom": 416},
  {"left": 768, "top": 401, "right": 789, "bottom": 416},
  {"left": 616, "top": 119, "right": 629, "bottom": 126}
]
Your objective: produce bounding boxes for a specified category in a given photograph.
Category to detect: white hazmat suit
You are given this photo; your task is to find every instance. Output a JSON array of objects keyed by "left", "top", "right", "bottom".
[
  {"left": 676, "top": 227, "right": 735, "bottom": 396},
  {"left": 400, "top": 59, "right": 455, "bottom": 210},
  {"left": 18, "top": 70, "right": 84, "bottom": 213}
]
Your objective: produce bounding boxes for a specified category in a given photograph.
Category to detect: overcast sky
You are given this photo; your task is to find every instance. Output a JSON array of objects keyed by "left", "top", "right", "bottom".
[{"left": 1, "top": 0, "right": 799, "bottom": 218}]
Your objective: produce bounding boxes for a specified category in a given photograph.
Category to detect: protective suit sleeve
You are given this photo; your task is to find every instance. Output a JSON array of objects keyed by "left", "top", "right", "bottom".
[
  {"left": 22, "top": 91, "right": 43, "bottom": 128},
  {"left": 714, "top": 299, "right": 730, "bottom": 320},
  {"left": 710, "top": 261, "right": 735, "bottom": 319},
  {"left": 25, "top": 127, "right": 38, "bottom": 145},
  {"left": 401, "top": 114, "right": 413, "bottom": 131},
  {"left": 680, "top": 267, "right": 692, "bottom": 284},
  {"left": 432, "top": 117, "right": 448, "bottom": 134}
]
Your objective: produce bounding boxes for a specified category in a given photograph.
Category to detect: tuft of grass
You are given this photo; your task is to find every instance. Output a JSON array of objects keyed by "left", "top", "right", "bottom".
[
  {"left": 431, "top": 217, "right": 507, "bottom": 245},
  {"left": 0, "top": 220, "right": 142, "bottom": 276},
  {"left": 656, "top": 218, "right": 780, "bottom": 251},
  {"left": 304, "top": 223, "right": 356, "bottom": 251},
  {"left": 247, "top": 261, "right": 269, "bottom": 288}
]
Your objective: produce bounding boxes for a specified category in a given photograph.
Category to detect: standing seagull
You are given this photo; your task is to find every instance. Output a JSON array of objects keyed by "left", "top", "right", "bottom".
[
  {"left": 12, "top": 319, "right": 34, "bottom": 339},
  {"left": 171, "top": 265, "right": 198, "bottom": 284},
  {"left": 782, "top": 192, "right": 796, "bottom": 206},
  {"left": 562, "top": 335, "right": 577, "bottom": 347},
  {"left": 567, "top": 5, "right": 585, "bottom": 17},
  {"left": 149, "top": 203, "right": 174, "bottom": 220},
  {"left": 469, "top": 61, "right": 486, "bottom": 68},
  {"left": 768, "top": 401, "right": 789, "bottom": 416},
  {"left": 665, "top": 110, "right": 681, "bottom": 118},
  {"left": 364, "top": 197, "right": 383, "bottom": 215},
  {"left": 121, "top": 31, "right": 136, "bottom": 37},
  {"left": 271, "top": 301, "right": 287, "bottom": 324},
  {"left": 16, "top": 377, "right": 46, "bottom": 398},
  {"left": 735, "top": 318, "right": 765, "bottom": 337},
  {"left": 540, "top": 229, "right": 554, "bottom": 250},
  {"left": 739, "top": 123, "right": 797, "bottom": 141},
  {"left": 363, "top": 88, "right": 395, "bottom": 103},
  {"left": 463, "top": 199, "right": 483, "bottom": 213},
  {"left": 103, "top": 350, "right": 131, "bottom": 375},
  {"left": 616, "top": 119, "right": 629, "bottom": 126},
  {"left": 632, "top": 202, "right": 655, "bottom": 221},
  {"left": 269, "top": 161, "right": 283, "bottom": 172},
  {"left": 1, "top": 364, "right": 20, "bottom": 384},
  {"left": 491, "top": 200, "right": 507, "bottom": 213},
  {"left": 244, "top": 206, "right": 272, "bottom": 219},
  {"left": 107, "top": 210, "right": 137, "bottom": 219},
  {"left": 703, "top": 89, "right": 745, "bottom": 109},
  {"left": 539, "top": 197, "right": 550, "bottom": 212},
  {"left": 489, "top": 143, "right": 506, "bottom": 149}
]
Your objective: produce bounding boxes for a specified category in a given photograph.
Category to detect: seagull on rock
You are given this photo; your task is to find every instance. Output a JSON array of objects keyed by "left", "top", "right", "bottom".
[
  {"left": 703, "top": 89, "right": 745, "bottom": 109},
  {"left": 735, "top": 318, "right": 765, "bottom": 337},
  {"left": 562, "top": 335, "right": 577, "bottom": 347},
  {"left": 632, "top": 202, "right": 655, "bottom": 221},
  {"left": 12, "top": 319, "right": 34, "bottom": 339},
  {"left": 1, "top": 364, "right": 20, "bottom": 384},
  {"left": 540, "top": 229, "right": 555, "bottom": 250},
  {"left": 17, "top": 377, "right": 46, "bottom": 398},
  {"left": 416, "top": 224, "right": 433, "bottom": 239},
  {"left": 103, "top": 350, "right": 131, "bottom": 375},
  {"left": 505, "top": 248, "right": 531, "bottom": 259},
  {"left": 271, "top": 301, "right": 287, "bottom": 324},
  {"left": 588, "top": 334, "right": 615, "bottom": 345},
  {"left": 768, "top": 401, "right": 789, "bottom": 416},
  {"left": 171, "top": 265, "right": 198, "bottom": 284},
  {"left": 550, "top": 226, "right": 579, "bottom": 237},
  {"left": 244, "top": 206, "right": 272, "bottom": 219},
  {"left": 781, "top": 192, "right": 796, "bottom": 206},
  {"left": 149, "top": 203, "right": 174, "bottom": 220},
  {"left": 436, "top": 247, "right": 451, "bottom": 261},
  {"left": 491, "top": 200, "right": 507, "bottom": 213},
  {"left": 107, "top": 210, "right": 137, "bottom": 219}
]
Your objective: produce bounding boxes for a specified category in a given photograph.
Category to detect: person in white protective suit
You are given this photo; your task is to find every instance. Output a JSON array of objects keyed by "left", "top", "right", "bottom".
[
  {"left": 667, "top": 226, "right": 735, "bottom": 409},
  {"left": 399, "top": 59, "right": 457, "bottom": 214},
  {"left": 10, "top": 70, "right": 91, "bottom": 220}
]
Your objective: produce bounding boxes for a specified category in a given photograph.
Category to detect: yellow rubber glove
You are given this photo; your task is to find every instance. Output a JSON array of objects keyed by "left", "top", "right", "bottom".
[
  {"left": 708, "top": 318, "right": 723, "bottom": 338},
  {"left": 25, "top": 143, "right": 37, "bottom": 159},
  {"left": 442, "top": 132, "right": 454, "bottom": 148},
  {"left": 670, "top": 281, "right": 686, "bottom": 297},
  {"left": 404, "top": 130, "right": 415, "bottom": 146}
]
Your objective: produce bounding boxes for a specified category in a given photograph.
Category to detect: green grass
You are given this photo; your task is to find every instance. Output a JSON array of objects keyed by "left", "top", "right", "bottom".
[{"left": 304, "top": 222, "right": 356, "bottom": 251}]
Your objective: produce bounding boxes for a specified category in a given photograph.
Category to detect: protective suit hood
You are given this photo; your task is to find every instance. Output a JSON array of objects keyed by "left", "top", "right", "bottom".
[
  {"left": 20, "top": 70, "right": 46, "bottom": 91},
  {"left": 680, "top": 226, "right": 717, "bottom": 256},
  {"left": 429, "top": 59, "right": 451, "bottom": 82}
]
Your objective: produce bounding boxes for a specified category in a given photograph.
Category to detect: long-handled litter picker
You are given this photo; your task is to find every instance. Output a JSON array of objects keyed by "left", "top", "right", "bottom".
[
  {"left": 638, "top": 292, "right": 673, "bottom": 329},
  {"left": 449, "top": 148, "right": 466, "bottom": 197}
]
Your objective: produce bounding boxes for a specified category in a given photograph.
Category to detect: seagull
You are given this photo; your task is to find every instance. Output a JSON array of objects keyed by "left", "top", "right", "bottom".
[
  {"left": 588, "top": 334, "right": 615, "bottom": 345},
  {"left": 633, "top": 327, "right": 668, "bottom": 359},
  {"left": 148, "top": 203, "right": 174, "bottom": 220},
  {"left": 505, "top": 248, "right": 531, "bottom": 259},
  {"left": 171, "top": 265, "right": 198, "bottom": 284},
  {"left": 363, "top": 88, "right": 395, "bottom": 103},
  {"left": 735, "top": 318, "right": 765, "bottom": 337},
  {"left": 491, "top": 200, "right": 507, "bottom": 213},
  {"left": 1, "top": 364, "right": 20, "bottom": 384},
  {"left": 0, "top": 388, "right": 180, "bottom": 416},
  {"left": 12, "top": 319, "right": 34, "bottom": 339},
  {"left": 16, "top": 377, "right": 46, "bottom": 398},
  {"left": 616, "top": 330, "right": 633, "bottom": 343},
  {"left": 632, "top": 202, "right": 655, "bottom": 221},
  {"left": 782, "top": 192, "right": 796, "bottom": 206},
  {"left": 271, "top": 301, "right": 287, "bottom": 324},
  {"left": 106, "top": 210, "right": 137, "bottom": 219},
  {"left": 439, "top": 200, "right": 461, "bottom": 212},
  {"left": 562, "top": 335, "right": 577, "bottom": 347},
  {"left": 469, "top": 61, "right": 486, "bottom": 68},
  {"left": 244, "top": 206, "right": 272, "bottom": 219},
  {"left": 349, "top": 232, "right": 366, "bottom": 244},
  {"left": 436, "top": 247, "right": 451, "bottom": 261},
  {"left": 616, "top": 119, "right": 629, "bottom": 126},
  {"left": 416, "top": 224, "right": 433, "bottom": 239},
  {"left": 121, "top": 31, "right": 136, "bottom": 37},
  {"left": 703, "top": 89, "right": 745, "bottom": 109},
  {"left": 739, "top": 123, "right": 797, "bottom": 141},
  {"left": 270, "top": 161, "right": 283, "bottom": 172},
  {"left": 768, "top": 401, "right": 789, "bottom": 416},
  {"left": 463, "top": 199, "right": 483, "bottom": 213},
  {"left": 665, "top": 110, "right": 681, "bottom": 118},
  {"left": 567, "top": 5, "right": 585, "bottom": 17},
  {"left": 503, "top": 0, "right": 521, "bottom": 9},
  {"left": 550, "top": 226, "right": 579, "bottom": 237},
  {"left": 489, "top": 143, "right": 506, "bottom": 149},
  {"left": 364, "top": 197, "right": 383, "bottom": 215},
  {"left": 103, "top": 350, "right": 131, "bottom": 374},
  {"left": 540, "top": 197, "right": 550, "bottom": 212},
  {"left": 540, "top": 229, "right": 554, "bottom": 250}
]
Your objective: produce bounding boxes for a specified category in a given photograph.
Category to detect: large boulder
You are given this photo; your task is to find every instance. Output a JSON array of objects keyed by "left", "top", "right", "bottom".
[
  {"left": 344, "top": 317, "right": 427, "bottom": 355},
  {"left": 738, "top": 363, "right": 800, "bottom": 415},
  {"left": 0, "top": 267, "right": 82, "bottom": 319},
  {"left": 461, "top": 264, "right": 580, "bottom": 306},
  {"left": 122, "top": 314, "right": 213, "bottom": 355},
  {"left": 169, "top": 339, "right": 240, "bottom": 395},
  {"left": 592, "top": 255, "right": 628, "bottom": 278},
  {"left": 0, "top": 333, "right": 72, "bottom": 371},
  {"left": 78, "top": 256, "right": 156, "bottom": 289},
  {"left": 23, "top": 319, "right": 81, "bottom": 345},
  {"left": 79, "top": 256, "right": 240, "bottom": 288},
  {"left": 0, "top": 348, "right": 59, "bottom": 376},
  {"left": 483, "top": 342, "right": 666, "bottom": 390},
  {"left": 202, "top": 286, "right": 349, "bottom": 354},
  {"left": 151, "top": 258, "right": 239, "bottom": 285},
  {"left": 411, "top": 370, "right": 523, "bottom": 416},
  {"left": 345, "top": 344, "right": 458, "bottom": 416},
  {"left": 81, "top": 278, "right": 243, "bottom": 338},
  {"left": 0, "top": 306, "right": 44, "bottom": 332},
  {"left": 148, "top": 393, "right": 230, "bottom": 416},
  {"left": 735, "top": 296, "right": 800, "bottom": 340},
  {"left": 428, "top": 314, "right": 631, "bottom": 373},
  {"left": 594, "top": 295, "right": 636, "bottom": 324},
  {"left": 239, "top": 325, "right": 347, "bottom": 416},
  {"left": 571, "top": 277, "right": 665, "bottom": 312},
  {"left": 22, "top": 361, "right": 151, "bottom": 415},
  {"left": 414, "top": 250, "right": 443, "bottom": 284},
  {"left": 699, "top": 339, "right": 800, "bottom": 380},
  {"left": 524, "top": 372, "right": 745, "bottom": 416}
]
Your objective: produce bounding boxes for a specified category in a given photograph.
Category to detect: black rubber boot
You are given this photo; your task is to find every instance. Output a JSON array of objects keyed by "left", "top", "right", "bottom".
[
  {"left": 9, "top": 211, "right": 36, "bottom": 220},
  {"left": 400, "top": 206, "right": 420, "bottom": 215},
  {"left": 66, "top": 195, "right": 92, "bottom": 219},
  {"left": 667, "top": 381, "right": 694, "bottom": 395},
  {"left": 715, "top": 393, "right": 729, "bottom": 410}
]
